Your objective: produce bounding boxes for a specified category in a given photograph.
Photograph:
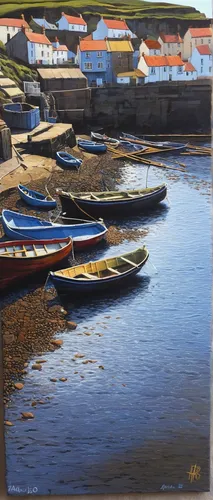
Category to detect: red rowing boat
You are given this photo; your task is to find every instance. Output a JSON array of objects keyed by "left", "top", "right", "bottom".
[{"left": 0, "top": 238, "right": 72, "bottom": 290}]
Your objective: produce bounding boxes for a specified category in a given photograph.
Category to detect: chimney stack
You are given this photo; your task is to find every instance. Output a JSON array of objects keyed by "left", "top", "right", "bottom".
[
  {"left": 21, "top": 25, "right": 26, "bottom": 34},
  {"left": 43, "top": 15, "right": 45, "bottom": 19},
  {"left": 80, "top": 14, "right": 82, "bottom": 18},
  {"left": 42, "top": 26, "right": 45, "bottom": 34},
  {"left": 20, "top": 14, "right": 25, "bottom": 20}
]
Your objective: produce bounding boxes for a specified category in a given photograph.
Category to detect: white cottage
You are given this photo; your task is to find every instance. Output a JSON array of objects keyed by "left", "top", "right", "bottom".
[
  {"left": 138, "top": 54, "right": 185, "bottom": 83},
  {"left": 139, "top": 39, "right": 161, "bottom": 56},
  {"left": 190, "top": 45, "right": 212, "bottom": 77},
  {"left": 93, "top": 17, "right": 134, "bottom": 40},
  {"left": 183, "top": 61, "right": 197, "bottom": 80},
  {"left": 0, "top": 16, "right": 29, "bottom": 44},
  {"left": 56, "top": 13, "right": 87, "bottom": 32},
  {"left": 183, "top": 27, "right": 212, "bottom": 60},
  {"left": 52, "top": 38, "right": 68, "bottom": 64},
  {"left": 158, "top": 32, "right": 183, "bottom": 56},
  {"left": 6, "top": 27, "right": 53, "bottom": 65}
]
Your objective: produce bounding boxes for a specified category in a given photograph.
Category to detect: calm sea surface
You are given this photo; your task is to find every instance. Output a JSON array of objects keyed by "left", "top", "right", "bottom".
[{"left": 4, "top": 150, "right": 211, "bottom": 495}]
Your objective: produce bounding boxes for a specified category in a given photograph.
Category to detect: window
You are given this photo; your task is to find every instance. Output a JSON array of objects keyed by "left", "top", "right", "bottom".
[
  {"left": 177, "top": 67, "right": 183, "bottom": 73},
  {"left": 150, "top": 67, "right": 155, "bottom": 74},
  {"left": 209, "top": 39, "right": 211, "bottom": 44},
  {"left": 31, "top": 51, "right": 33, "bottom": 57},
  {"left": 154, "top": 50, "right": 156, "bottom": 55},
  {"left": 178, "top": 43, "right": 180, "bottom": 47},
  {"left": 31, "top": 43, "right": 34, "bottom": 49},
  {"left": 71, "top": 25, "right": 74, "bottom": 29},
  {"left": 84, "top": 62, "right": 92, "bottom": 69},
  {"left": 195, "top": 39, "right": 197, "bottom": 45},
  {"left": 97, "top": 51, "right": 102, "bottom": 57},
  {"left": 201, "top": 58, "right": 203, "bottom": 65},
  {"left": 47, "top": 52, "right": 49, "bottom": 57},
  {"left": 7, "top": 26, "right": 9, "bottom": 31},
  {"left": 168, "top": 43, "right": 170, "bottom": 48},
  {"left": 98, "top": 62, "right": 103, "bottom": 69},
  {"left": 164, "top": 66, "right": 166, "bottom": 72},
  {"left": 186, "top": 71, "right": 189, "bottom": 76},
  {"left": 107, "top": 63, "right": 110, "bottom": 68},
  {"left": 83, "top": 26, "right": 85, "bottom": 30},
  {"left": 209, "top": 55, "right": 212, "bottom": 60},
  {"left": 201, "top": 38, "right": 203, "bottom": 44},
  {"left": 201, "top": 67, "right": 203, "bottom": 73},
  {"left": 85, "top": 52, "right": 90, "bottom": 58},
  {"left": 118, "top": 52, "right": 122, "bottom": 58},
  {"left": 209, "top": 67, "right": 212, "bottom": 73},
  {"left": 41, "top": 51, "right": 44, "bottom": 57},
  {"left": 13, "top": 27, "right": 15, "bottom": 32}
]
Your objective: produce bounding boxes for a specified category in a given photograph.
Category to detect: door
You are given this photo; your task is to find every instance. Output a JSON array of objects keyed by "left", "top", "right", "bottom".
[{"left": 96, "top": 78, "right": 103, "bottom": 86}]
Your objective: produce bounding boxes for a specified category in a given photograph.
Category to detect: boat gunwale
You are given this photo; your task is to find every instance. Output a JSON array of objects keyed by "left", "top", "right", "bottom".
[{"left": 0, "top": 237, "right": 72, "bottom": 260}]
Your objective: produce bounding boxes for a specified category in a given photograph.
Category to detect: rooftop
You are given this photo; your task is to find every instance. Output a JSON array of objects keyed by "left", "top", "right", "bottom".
[
  {"left": 37, "top": 68, "right": 87, "bottom": 80},
  {"left": 117, "top": 69, "right": 145, "bottom": 77},
  {"left": 143, "top": 54, "right": 184, "bottom": 66},
  {"left": 144, "top": 39, "right": 161, "bottom": 49},
  {"left": 53, "top": 45, "right": 68, "bottom": 51},
  {"left": 106, "top": 40, "right": 134, "bottom": 52},
  {"left": 196, "top": 44, "right": 212, "bottom": 55},
  {"left": 0, "top": 18, "right": 29, "bottom": 28},
  {"left": 61, "top": 13, "right": 87, "bottom": 26},
  {"left": 159, "top": 32, "right": 183, "bottom": 43},
  {"left": 79, "top": 40, "right": 107, "bottom": 51},
  {"left": 25, "top": 31, "right": 52, "bottom": 45},
  {"left": 32, "top": 18, "right": 57, "bottom": 30},
  {"left": 184, "top": 62, "right": 196, "bottom": 72},
  {"left": 103, "top": 18, "right": 129, "bottom": 31},
  {"left": 189, "top": 28, "right": 212, "bottom": 38}
]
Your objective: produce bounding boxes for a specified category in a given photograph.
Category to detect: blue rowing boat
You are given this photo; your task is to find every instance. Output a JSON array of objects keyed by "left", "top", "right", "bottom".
[
  {"left": 48, "top": 246, "right": 149, "bottom": 294},
  {"left": 2, "top": 210, "right": 107, "bottom": 251},
  {"left": 56, "top": 151, "right": 82, "bottom": 169},
  {"left": 18, "top": 184, "right": 57, "bottom": 209},
  {"left": 77, "top": 138, "right": 107, "bottom": 153}
]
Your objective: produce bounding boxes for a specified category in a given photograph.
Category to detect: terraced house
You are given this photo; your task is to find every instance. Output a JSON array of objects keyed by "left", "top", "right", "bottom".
[
  {"left": 0, "top": 15, "right": 29, "bottom": 44},
  {"left": 6, "top": 26, "right": 53, "bottom": 65},
  {"left": 56, "top": 13, "right": 87, "bottom": 32},
  {"left": 93, "top": 17, "right": 135, "bottom": 40},
  {"left": 138, "top": 54, "right": 187, "bottom": 83},
  {"left": 77, "top": 39, "right": 108, "bottom": 86},
  {"left": 106, "top": 39, "right": 134, "bottom": 83},
  {"left": 183, "top": 27, "right": 212, "bottom": 59},
  {"left": 190, "top": 44, "right": 212, "bottom": 77},
  {"left": 158, "top": 32, "right": 183, "bottom": 56}
]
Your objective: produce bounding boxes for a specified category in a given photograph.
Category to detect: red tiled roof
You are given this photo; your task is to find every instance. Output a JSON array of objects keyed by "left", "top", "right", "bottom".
[
  {"left": 103, "top": 18, "right": 129, "bottom": 30},
  {"left": 25, "top": 32, "right": 52, "bottom": 45},
  {"left": 82, "top": 34, "right": 93, "bottom": 40},
  {"left": 143, "top": 54, "right": 184, "bottom": 67},
  {"left": 53, "top": 45, "right": 68, "bottom": 51},
  {"left": 79, "top": 40, "right": 107, "bottom": 51},
  {"left": 189, "top": 28, "right": 212, "bottom": 38},
  {"left": 196, "top": 44, "right": 212, "bottom": 55},
  {"left": 0, "top": 18, "right": 29, "bottom": 28},
  {"left": 159, "top": 32, "right": 183, "bottom": 43},
  {"left": 184, "top": 62, "right": 196, "bottom": 72},
  {"left": 63, "top": 14, "right": 87, "bottom": 26},
  {"left": 144, "top": 39, "right": 161, "bottom": 49}
]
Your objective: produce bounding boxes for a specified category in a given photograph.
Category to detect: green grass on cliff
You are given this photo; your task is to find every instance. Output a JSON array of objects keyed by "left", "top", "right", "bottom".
[
  {"left": 0, "top": 0, "right": 207, "bottom": 19},
  {"left": 0, "top": 44, "right": 37, "bottom": 88}
]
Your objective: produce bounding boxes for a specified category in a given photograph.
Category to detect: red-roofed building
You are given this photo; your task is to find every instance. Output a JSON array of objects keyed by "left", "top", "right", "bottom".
[
  {"left": 190, "top": 44, "right": 212, "bottom": 78},
  {"left": 137, "top": 53, "right": 193, "bottom": 83},
  {"left": 93, "top": 16, "right": 135, "bottom": 40},
  {"left": 139, "top": 39, "right": 161, "bottom": 56},
  {"left": 6, "top": 26, "right": 53, "bottom": 65},
  {"left": 77, "top": 39, "right": 108, "bottom": 86},
  {"left": 52, "top": 37, "right": 68, "bottom": 64},
  {"left": 0, "top": 15, "right": 29, "bottom": 44},
  {"left": 183, "top": 26, "right": 212, "bottom": 59},
  {"left": 57, "top": 12, "right": 87, "bottom": 33},
  {"left": 183, "top": 61, "right": 197, "bottom": 80},
  {"left": 158, "top": 32, "right": 183, "bottom": 56}
]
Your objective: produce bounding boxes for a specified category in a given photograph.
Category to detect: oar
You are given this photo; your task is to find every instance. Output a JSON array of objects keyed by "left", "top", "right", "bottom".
[{"left": 108, "top": 147, "right": 185, "bottom": 172}]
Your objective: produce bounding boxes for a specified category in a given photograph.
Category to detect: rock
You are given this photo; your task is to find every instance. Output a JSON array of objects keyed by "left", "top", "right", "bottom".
[
  {"left": 4, "top": 421, "right": 14, "bottom": 426},
  {"left": 35, "top": 359, "right": 47, "bottom": 364},
  {"left": 84, "top": 332, "right": 91, "bottom": 336},
  {"left": 14, "top": 383, "right": 24, "bottom": 390},
  {"left": 50, "top": 378, "right": 57, "bottom": 382},
  {"left": 66, "top": 321, "right": 77, "bottom": 330},
  {"left": 18, "top": 333, "right": 25, "bottom": 342},
  {"left": 99, "top": 365, "right": 105, "bottom": 370},
  {"left": 59, "top": 377, "right": 67, "bottom": 382},
  {"left": 31, "top": 401, "right": 37, "bottom": 407},
  {"left": 74, "top": 353, "right": 85, "bottom": 359},
  {"left": 3, "top": 334, "right": 15, "bottom": 345},
  {"left": 21, "top": 412, "right": 34, "bottom": 419},
  {"left": 21, "top": 370, "right": 27, "bottom": 375},
  {"left": 32, "top": 364, "right": 42, "bottom": 371},
  {"left": 24, "top": 363, "right": 28, "bottom": 368},
  {"left": 74, "top": 371, "right": 78, "bottom": 374},
  {"left": 104, "top": 316, "right": 111, "bottom": 318},
  {"left": 51, "top": 339, "right": 63, "bottom": 347},
  {"left": 38, "top": 400, "right": 45, "bottom": 404}
]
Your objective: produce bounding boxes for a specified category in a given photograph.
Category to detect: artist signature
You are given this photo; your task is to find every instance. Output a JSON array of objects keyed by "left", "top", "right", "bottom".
[
  {"left": 8, "top": 485, "right": 38, "bottom": 494},
  {"left": 161, "top": 484, "right": 183, "bottom": 491}
]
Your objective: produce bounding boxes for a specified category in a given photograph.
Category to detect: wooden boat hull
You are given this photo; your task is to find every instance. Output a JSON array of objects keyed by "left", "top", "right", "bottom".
[
  {"left": 2, "top": 210, "right": 107, "bottom": 251},
  {"left": 0, "top": 238, "right": 72, "bottom": 290},
  {"left": 56, "top": 152, "right": 82, "bottom": 168},
  {"left": 91, "top": 132, "right": 119, "bottom": 145},
  {"left": 18, "top": 184, "right": 57, "bottom": 209},
  {"left": 58, "top": 184, "right": 167, "bottom": 219},
  {"left": 78, "top": 140, "right": 107, "bottom": 153},
  {"left": 49, "top": 246, "right": 149, "bottom": 294}
]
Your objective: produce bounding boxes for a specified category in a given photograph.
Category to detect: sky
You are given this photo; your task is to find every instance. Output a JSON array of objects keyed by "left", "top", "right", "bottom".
[{"left": 147, "top": 0, "right": 212, "bottom": 18}]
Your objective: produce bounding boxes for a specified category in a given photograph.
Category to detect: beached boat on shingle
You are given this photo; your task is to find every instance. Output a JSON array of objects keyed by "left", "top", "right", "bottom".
[
  {"left": 18, "top": 184, "right": 57, "bottom": 209},
  {"left": 0, "top": 237, "right": 72, "bottom": 290},
  {"left": 2, "top": 210, "right": 107, "bottom": 251},
  {"left": 56, "top": 152, "right": 82, "bottom": 169},
  {"left": 48, "top": 246, "right": 149, "bottom": 294},
  {"left": 77, "top": 138, "right": 107, "bottom": 153},
  {"left": 56, "top": 184, "right": 167, "bottom": 219}
]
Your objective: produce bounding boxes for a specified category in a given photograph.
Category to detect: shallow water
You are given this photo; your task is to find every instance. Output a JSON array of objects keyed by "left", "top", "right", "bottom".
[{"left": 4, "top": 151, "right": 211, "bottom": 495}]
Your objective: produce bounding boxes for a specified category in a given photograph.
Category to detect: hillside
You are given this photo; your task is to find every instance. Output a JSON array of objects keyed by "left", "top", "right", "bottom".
[{"left": 0, "top": 0, "right": 207, "bottom": 20}]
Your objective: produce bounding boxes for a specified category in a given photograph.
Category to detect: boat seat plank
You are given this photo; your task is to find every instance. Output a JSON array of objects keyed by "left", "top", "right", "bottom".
[
  {"left": 81, "top": 272, "right": 96, "bottom": 279},
  {"left": 120, "top": 257, "right": 138, "bottom": 267},
  {"left": 90, "top": 193, "right": 100, "bottom": 201},
  {"left": 107, "top": 267, "right": 120, "bottom": 275}
]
